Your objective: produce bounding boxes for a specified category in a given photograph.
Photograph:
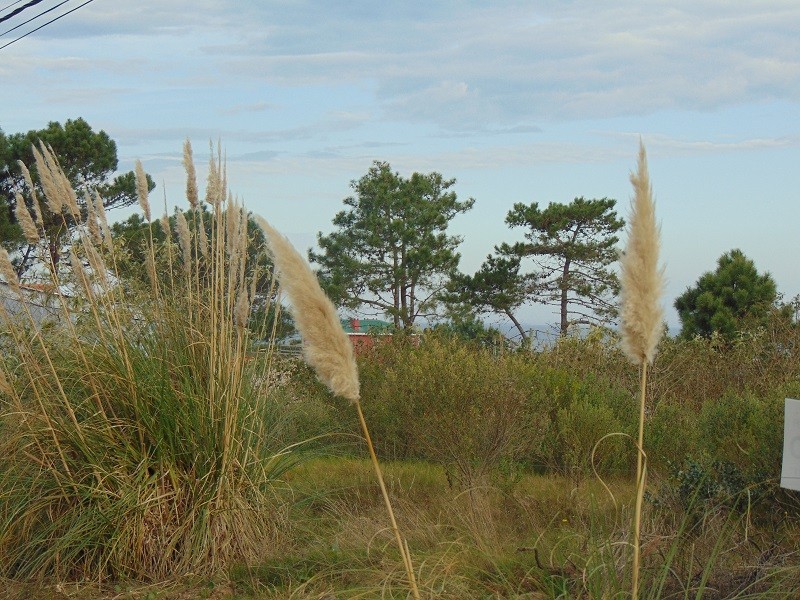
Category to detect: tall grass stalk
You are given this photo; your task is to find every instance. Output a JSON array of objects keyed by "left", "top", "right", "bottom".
[
  {"left": 255, "top": 216, "right": 421, "bottom": 600},
  {"left": 619, "top": 141, "right": 665, "bottom": 599},
  {"left": 0, "top": 142, "right": 293, "bottom": 580}
]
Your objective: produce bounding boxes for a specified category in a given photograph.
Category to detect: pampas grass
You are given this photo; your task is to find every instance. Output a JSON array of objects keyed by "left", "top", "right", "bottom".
[
  {"left": 620, "top": 141, "right": 665, "bottom": 599},
  {"left": 621, "top": 142, "right": 664, "bottom": 366},
  {"left": 135, "top": 159, "right": 151, "bottom": 222},
  {"left": 254, "top": 217, "right": 359, "bottom": 402},
  {"left": 14, "top": 193, "right": 40, "bottom": 245},
  {"left": 256, "top": 216, "right": 421, "bottom": 600},
  {"left": 0, "top": 248, "right": 20, "bottom": 292},
  {"left": 0, "top": 142, "right": 294, "bottom": 581}
]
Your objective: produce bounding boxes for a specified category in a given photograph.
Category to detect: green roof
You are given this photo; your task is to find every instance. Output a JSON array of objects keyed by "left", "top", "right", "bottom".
[{"left": 340, "top": 318, "right": 393, "bottom": 334}]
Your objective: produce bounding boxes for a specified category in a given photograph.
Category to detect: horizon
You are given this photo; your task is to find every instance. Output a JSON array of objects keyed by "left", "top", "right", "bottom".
[{"left": 2, "top": 1, "right": 799, "bottom": 329}]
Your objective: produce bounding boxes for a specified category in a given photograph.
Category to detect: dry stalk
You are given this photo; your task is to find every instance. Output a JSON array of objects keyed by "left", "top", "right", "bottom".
[
  {"left": 256, "top": 216, "right": 421, "bottom": 600},
  {"left": 620, "top": 141, "right": 665, "bottom": 599}
]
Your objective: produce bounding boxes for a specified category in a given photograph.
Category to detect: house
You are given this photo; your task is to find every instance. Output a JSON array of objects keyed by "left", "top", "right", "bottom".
[
  {"left": 0, "top": 281, "right": 64, "bottom": 328},
  {"left": 340, "top": 318, "right": 393, "bottom": 353}
]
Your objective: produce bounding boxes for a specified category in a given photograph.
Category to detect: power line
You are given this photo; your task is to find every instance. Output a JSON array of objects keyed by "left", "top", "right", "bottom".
[
  {"left": 1, "top": 0, "right": 71, "bottom": 38},
  {"left": 0, "top": 0, "right": 46, "bottom": 24},
  {"left": 0, "top": 0, "right": 96, "bottom": 51},
  {"left": 0, "top": 0, "right": 27, "bottom": 15}
]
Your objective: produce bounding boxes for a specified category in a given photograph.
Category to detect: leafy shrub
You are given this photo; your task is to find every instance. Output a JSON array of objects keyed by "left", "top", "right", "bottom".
[
  {"left": 359, "top": 335, "right": 529, "bottom": 487},
  {"left": 696, "top": 392, "right": 783, "bottom": 480},
  {"left": 513, "top": 363, "right": 636, "bottom": 477},
  {"left": 645, "top": 400, "right": 699, "bottom": 470}
]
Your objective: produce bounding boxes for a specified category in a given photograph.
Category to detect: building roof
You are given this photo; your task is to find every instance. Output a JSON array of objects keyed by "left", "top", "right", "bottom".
[{"left": 340, "top": 318, "right": 393, "bottom": 334}]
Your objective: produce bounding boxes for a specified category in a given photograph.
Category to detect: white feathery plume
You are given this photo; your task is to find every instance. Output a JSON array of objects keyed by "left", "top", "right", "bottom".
[{"left": 254, "top": 216, "right": 359, "bottom": 402}]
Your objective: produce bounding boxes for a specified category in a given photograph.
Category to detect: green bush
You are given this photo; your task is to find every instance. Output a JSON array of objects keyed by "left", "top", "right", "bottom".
[
  {"left": 697, "top": 392, "right": 783, "bottom": 479},
  {"left": 359, "top": 335, "right": 530, "bottom": 487},
  {"left": 513, "top": 363, "right": 636, "bottom": 476},
  {"left": 646, "top": 400, "right": 699, "bottom": 470}
]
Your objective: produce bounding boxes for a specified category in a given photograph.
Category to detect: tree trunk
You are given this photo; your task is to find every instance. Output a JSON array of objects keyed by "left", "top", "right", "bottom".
[
  {"left": 560, "top": 258, "right": 571, "bottom": 336},
  {"left": 505, "top": 309, "right": 527, "bottom": 344}
]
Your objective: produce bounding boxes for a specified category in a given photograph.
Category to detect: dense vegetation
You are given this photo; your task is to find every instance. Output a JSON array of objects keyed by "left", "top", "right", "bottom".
[
  {"left": 5, "top": 322, "right": 799, "bottom": 598},
  {"left": 0, "top": 139, "right": 797, "bottom": 598}
]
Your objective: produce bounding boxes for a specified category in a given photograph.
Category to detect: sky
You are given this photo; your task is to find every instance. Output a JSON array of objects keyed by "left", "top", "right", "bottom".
[{"left": 1, "top": 0, "right": 799, "bottom": 332}]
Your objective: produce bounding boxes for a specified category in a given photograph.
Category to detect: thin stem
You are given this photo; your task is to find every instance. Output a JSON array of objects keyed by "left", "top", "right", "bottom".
[
  {"left": 632, "top": 360, "right": 648, "bottom": 600},
  {"left": 354, "top": 399, "right": 421, "bottom": 600}
]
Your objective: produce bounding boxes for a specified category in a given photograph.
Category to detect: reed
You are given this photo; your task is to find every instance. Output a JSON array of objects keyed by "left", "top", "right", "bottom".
[
  {"left": 619, "top": 141, "right": 665, "bottom": 599},
  {"left": 256, "top": 216, "right": 421, "bottom": 600},
  {"left": 0, "top": 142, "right": 293, "bottom": 580}
]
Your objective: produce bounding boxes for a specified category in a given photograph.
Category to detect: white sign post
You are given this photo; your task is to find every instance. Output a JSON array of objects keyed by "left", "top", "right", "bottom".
[{"left": 781, "top": 398, "right": 800, "bottom": 492}]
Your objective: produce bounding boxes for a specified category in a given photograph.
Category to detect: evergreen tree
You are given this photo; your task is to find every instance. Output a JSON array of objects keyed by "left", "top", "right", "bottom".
[
  {"left": 502, "top": 197, "right": 624, "bottom": 336},
  {"left": 311, "top": 161, "right": 474, "bottom": 329},
  {"left": 675, "top": 248, "right": 782, "bottom": 340}
]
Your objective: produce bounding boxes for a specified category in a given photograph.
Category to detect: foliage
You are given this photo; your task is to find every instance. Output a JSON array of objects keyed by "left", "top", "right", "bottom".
[
  {"left": 110, "top": 210, "right": 294, "bottom": 339},
  {"left": 501, "top": 196, "right": 624, "bottom": 336},
  {"left": 0, "top": 144, "right": 297, "bottom": 580},
  {"left": 0, "top": 118, "right": 155, "bottom": 273},
  {"left": 352, "top": 333, "right": 639, "bottom": 480},
  {"left": 675, "top": 248, "right": 787, "bottom": 340},
  {"left": 446, "top": 252, "right": 535, "bottom": 343},
  {"left": 358, "top": 335, "right": 530, "bottom": 487},
  {"left": 311, "top": 161, "right": 474, "bottom": 329},
  {"left": 429, "top": 313, "right": 510, "bottom": 350},
  {"left": 516, "top": 361, "right": 636, "bottom": 476}
]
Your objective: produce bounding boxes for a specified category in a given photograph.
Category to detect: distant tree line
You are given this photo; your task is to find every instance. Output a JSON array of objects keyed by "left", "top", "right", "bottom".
[{"left": 1, "top": 119, "right": 789, "bottom": 342}]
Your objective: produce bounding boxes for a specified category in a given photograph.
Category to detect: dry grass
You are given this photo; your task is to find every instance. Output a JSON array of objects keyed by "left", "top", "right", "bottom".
[
  {"left": 0, "top": 142, "right": 292, "bottom": 581},
  {"left": 2, "top": 454, "right": 797, "bottom": 599},
  {"left": 620, "top": 141, "right": 665, "bottom": 598}
]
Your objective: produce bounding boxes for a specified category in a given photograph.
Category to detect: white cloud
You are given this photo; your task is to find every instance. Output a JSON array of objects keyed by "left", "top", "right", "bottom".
[{"left": 6, "top": 0, "right": 797, "bottom": 132}]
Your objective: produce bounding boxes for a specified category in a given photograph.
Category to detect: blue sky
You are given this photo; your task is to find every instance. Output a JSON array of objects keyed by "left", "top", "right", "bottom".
[{"left": 2, "top": 0, "right": 799, "bottom": 330}]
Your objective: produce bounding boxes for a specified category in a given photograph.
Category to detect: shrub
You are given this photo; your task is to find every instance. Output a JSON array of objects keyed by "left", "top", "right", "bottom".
[
  {"left": 513, "top": 363, "right": 636, "bottom": 477},
  {"left": 359, "top": 335, "right": 529, "bottom": 488}
]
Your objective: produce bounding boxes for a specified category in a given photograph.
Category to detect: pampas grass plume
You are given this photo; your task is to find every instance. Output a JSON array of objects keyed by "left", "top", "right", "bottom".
[
  {"left": 135, "top": 160, "right": 151, "bottom": 222},
  {"left": 32, "top": 144, "right": 62, "bottom": 214},
  {"left": 14, "top": 193, "right": 39, "bottom": 245},
  {"left": 17, "top": 161, "right": 43, "bottom": 226},
  {"left": 620, "top": 142, "right": 664, "bottom": 365},
  {"left": 183, "top": 139, "right": 199, "bottom": 209},
  {"left": 0, "top": 248, "right": 20, "bottom": 293},
  {"left": 94, "top": 192, "right": 114, "bottom": 252},
  {"left": 175, "top": 210, "right": 192, "bottom": 269},
  {"left": 255, "top": 216, "right": 359, "bottom": 402}
]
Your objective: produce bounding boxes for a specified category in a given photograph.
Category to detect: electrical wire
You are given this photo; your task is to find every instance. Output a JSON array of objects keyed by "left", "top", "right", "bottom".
[
  {"left": 0, "top": 0, "right": 71, "bottom": 38},
  {"left": 0, "top": 0, "right": 46, "bottom": 25},
  {"left": 0, "top": 0, "right": 27, "bottom": 15},
  {"left": 0, "top": 0, "right": 96, "bottom": 51}
]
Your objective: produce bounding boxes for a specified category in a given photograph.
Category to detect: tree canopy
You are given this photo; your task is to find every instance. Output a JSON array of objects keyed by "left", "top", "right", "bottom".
[
  {"left": 501, "top": 197, "right": 624, "bottom": 336},
  {"left": 110, "top": 209, "right": 293, "bottom": 339},
  {"left": 674, "top": 248, "right": 784, "bottom": 340},
  {"left": 0, "top": 118, "right": 154, "bottom": 273},
  {"left": 310, "top": 161, "right": 474, "bottom": 329},
  {"left": 446, "top": 253, "right": 535, "bottom": 343}
]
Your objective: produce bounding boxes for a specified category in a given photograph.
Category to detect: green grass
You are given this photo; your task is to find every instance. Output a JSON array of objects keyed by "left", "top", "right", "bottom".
[{"left": 3, "top": 455, "right": 799, "bottom": 598}]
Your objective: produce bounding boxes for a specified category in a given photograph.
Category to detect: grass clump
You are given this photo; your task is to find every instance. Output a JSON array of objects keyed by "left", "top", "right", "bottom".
[{"left": 0, "top": 142, "right": 293, "bottom": 581}]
